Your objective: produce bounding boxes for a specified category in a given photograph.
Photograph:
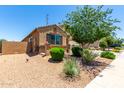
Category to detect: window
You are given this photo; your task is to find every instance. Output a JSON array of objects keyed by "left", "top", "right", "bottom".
[
  {"left": 46, "top": 34, "right": 62, "bottom": 45},
  {"left": 56, "top": 34, "right": 62, "bottom": 45}
]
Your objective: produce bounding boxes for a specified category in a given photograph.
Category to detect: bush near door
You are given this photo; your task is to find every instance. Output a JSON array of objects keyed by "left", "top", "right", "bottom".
[{"left": 50, "top": 47, "right": 64, "bottom": 61}]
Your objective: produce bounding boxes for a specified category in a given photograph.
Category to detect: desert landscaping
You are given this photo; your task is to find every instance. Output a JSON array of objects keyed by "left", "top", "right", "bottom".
[
  {"left": 0, "top": 52, "right": 115, "bottom": 88},
  {"left": 0, "top": 5, "right": 124, "bottom": 88}
]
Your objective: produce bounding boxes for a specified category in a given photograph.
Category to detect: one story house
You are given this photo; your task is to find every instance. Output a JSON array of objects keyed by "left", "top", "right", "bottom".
[
  {"left": 21, "top": 24, "right": 69, "bottom": 55},
  {"left": 1, "top": 24, "right": 69, "bottom": 55}
]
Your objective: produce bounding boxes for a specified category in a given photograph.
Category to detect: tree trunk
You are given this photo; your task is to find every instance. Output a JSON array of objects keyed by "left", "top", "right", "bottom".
[
  {"left": 87, "top": 43, "right": 90, "bottom": 48},
  {"left": 108, "top": 46, "right": 110, "bottom": 51},
  {"left": 81, "top": 43, "right": 84, "bottom": 48}
]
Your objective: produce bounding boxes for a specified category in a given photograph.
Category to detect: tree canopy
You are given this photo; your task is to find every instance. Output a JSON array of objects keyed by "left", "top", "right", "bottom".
[
  {"left": 99, "top": 35, "right": 124, "bottom": 49},
  {"left": 99, "top": 35, "right": 115, "bottom": 50},
  {"left": 114, "top": 37, "right": 124, "bottom": 46},
  {"left": 63, "top": 5, "right": 120, "bottom": 47}
]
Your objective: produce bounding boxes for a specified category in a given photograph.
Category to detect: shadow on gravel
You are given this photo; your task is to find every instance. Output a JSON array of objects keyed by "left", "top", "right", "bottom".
[{"left": 48, "top": 58, "right": 62, "bottom": 63}]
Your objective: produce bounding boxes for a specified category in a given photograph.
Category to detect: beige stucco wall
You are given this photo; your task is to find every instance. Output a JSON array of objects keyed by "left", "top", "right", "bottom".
[
  {"left": 2, "top": 41, "right": 27, "bottom": 55},
  {"left": 62, "top": 37, "right": 67, "bottom": 46},
  {"left": 39, "top": 27, "right": 67, "bottom": 46},
  {"left": 22, "top": 31, "right": 40, "bottom": 53},
  {"left": 39, "top": 31, "right": 47, "bottom": 46}
]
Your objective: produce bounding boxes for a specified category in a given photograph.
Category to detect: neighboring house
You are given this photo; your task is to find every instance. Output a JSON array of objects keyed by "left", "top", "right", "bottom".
[
  {"left": 22, "top": 24, "right": 69, "bottom": 55},
  {"left": 83, "top": 40, "right": 100, "bottom": 49}
]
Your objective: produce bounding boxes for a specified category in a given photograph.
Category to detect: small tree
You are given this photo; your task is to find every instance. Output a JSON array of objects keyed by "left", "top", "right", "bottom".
[
  {"left": 63, "top": 5, "right": 120, "bottom": 47},
  {"left": 114, "top": 38, "right": 124, "bottom": 47},
  {"left": 99, "top": 36, "right": 115, "bottom": 50},
  {"left": 106, "top": 36, "right": 114, "bottom": 46},
  {"left": 99, "top": 39, "right": 108, "bottom": 51},
  {"left": 105, "top": 36, "right": 115, "bottom": 50}
]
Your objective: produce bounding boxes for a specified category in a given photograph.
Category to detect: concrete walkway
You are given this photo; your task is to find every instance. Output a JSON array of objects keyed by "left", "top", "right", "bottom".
[{"left": 86, "top": 51, "right": 124, "bottom": 88}]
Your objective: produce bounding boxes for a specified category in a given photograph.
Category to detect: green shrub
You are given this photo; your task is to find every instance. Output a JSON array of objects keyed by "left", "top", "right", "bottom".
[
  {"left": 63, "top": 58, "right": 80, "bottom": 78},
  {"left": 114, "top": 47, "right": 121, "bottom": 50},
  {"left": 121, "top": 44, "right": 124, "bottom": 46},
  {"left": 101, "top": 51, "right": 116, "bottom": 59},
  {"left": 112, "top": 49, "right": 120, "bottom": 53},
  {"left": 80, "top": 49, "right": 97, "bottom": 64},
  {"left": 99, "top": 40, "right": 108, "bottom": 51},
  {"left": 50, "top": 47, "right": 64, "bottom": 61},
  {"left": 72, "top": 46, "right": 83, "bottom": 57}
]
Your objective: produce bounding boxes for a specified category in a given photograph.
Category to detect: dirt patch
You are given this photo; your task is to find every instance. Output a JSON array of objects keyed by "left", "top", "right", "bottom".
[
  {"left": 59, "top": 56, "right": 112, "bottom": 87},
  {"left": 0, "top": 54, "right": 112, "bottom": 88}
]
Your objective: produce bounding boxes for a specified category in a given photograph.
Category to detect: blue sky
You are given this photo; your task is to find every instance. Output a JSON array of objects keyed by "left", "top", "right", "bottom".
[{"left": 0, "top": 5, "right": 123, "bottom": 41}]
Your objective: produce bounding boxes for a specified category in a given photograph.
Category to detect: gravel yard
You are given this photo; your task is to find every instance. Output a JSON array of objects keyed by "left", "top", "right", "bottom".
[{"left": 0, "top": 54, "right": 112, "bottom": 88}]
